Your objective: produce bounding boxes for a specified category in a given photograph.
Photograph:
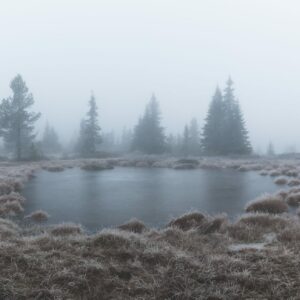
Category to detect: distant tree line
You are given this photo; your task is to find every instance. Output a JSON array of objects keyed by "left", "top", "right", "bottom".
[{"left": 0, "top": 74, "right": 253, "bottom": 160}]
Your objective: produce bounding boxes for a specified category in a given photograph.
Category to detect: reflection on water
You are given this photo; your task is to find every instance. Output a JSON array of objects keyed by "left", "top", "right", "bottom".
[{"left": 22, "top": 167, "right": 279, "bottom": 230}]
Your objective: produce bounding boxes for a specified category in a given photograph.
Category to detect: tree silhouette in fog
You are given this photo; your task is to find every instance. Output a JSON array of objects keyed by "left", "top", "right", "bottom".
[
  {"left": 42, "top": 123, "right": 62, "bottom": 154},
  {"left": 132, "top": 94, "right": 165, "bottom": 154},
  {"left": 77, "top": 93, "right": 102, "bottom": 157},
  {"left": 202, "top": 79, "right": 252, "bottom": 155},
  {"left": 0, "top": 74, "right": 41, "bottom": 160}
]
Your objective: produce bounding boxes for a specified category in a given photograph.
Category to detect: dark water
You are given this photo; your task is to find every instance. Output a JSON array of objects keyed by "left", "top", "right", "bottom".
[{"left": 22, "top": 167, "right": 279, "bottom": 230}]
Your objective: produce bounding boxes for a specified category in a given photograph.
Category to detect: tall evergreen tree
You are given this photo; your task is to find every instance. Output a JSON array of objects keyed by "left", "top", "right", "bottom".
[
  {"left": 42, "top": 123, "right": 62, "bottom": 154},
  {"left": 0, "top": 75, "right": 41, "bottom": 160},
  {"left": 132, "top": 94, "right": 165, "bottom": 154},
  {"left": 202, "top": 86, "right": 224, "bottom": 154},
  {"left": 202, "top": 79, "right": 252, "bottom": 155},
  {"left": 77, "top": 93, "right": 101, "bottom": 157},
  {"left": 222, "top": 78, "right": 252, "bottom": 154},
  {"left": 181, "top": 125, "right": 190, "bottom": 157},
  {"left": 189, "top": 118, "right": 201, "bottom": 155}
]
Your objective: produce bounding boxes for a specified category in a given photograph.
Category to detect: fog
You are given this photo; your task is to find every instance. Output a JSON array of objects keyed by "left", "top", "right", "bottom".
[{"left": 1, "top": 0, "right": 299, "bottom": 153}]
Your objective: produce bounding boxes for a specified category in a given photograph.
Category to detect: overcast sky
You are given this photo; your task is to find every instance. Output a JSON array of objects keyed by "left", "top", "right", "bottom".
[{"left": 1, "top": 0, "right": 299, "bottom": 152}]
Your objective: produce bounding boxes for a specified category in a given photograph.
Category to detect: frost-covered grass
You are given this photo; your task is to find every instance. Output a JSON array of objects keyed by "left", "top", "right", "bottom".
[
  {"left": 1, "top": 158, "right": 300, "bottom": 298},
  {"left": 245, "top": 194, "right": 288, "bottom": 214},
  {"left": 0, "top": 210, "right": 300, "bottom": 299}
]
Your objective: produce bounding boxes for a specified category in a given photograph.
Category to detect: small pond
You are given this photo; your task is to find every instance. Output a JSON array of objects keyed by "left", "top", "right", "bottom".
[{"left": 22, "top": 167, "right": 280, "bottom": 230}]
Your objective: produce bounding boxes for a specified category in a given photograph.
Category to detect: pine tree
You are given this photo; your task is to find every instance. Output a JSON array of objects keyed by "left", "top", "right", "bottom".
[
  {"left": 77, "top": 93, "right": 102, "bottom": 157},
  {"left": 132, "top": 94, "right": 165, "bottom": 154},
  {"left": 267, "top": 142, "right": 275, "bottom": 157},
  {"left": 189, "top": 118, "right": 201, "bottom": 156},
  {"left": 202, "top": 79, "right": 252, "bottom": 155},
  {"left": 0, "top": 75, "right": 41, "bottom": 160},
  {"left": 181, "top": 125, "right": 190, "bottom": 157},
  {"left": 42, "top": 123, "right": 62, "bottom": 154},
  {"left": 202, "top": 86, "right": 224, "bottom": 155},
  {"left": 223, "top": 78, "right": 252, "bottom": 154}
]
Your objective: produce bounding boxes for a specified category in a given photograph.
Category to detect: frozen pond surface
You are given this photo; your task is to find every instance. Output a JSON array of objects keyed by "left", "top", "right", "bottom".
[{"left": 22, "top": 167, "right": 280, "bottom": 230}]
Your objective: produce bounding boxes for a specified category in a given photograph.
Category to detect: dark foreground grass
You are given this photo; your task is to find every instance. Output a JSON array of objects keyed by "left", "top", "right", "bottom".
[{"left": 0, "top": 211, "right": 300, "bottom": 299}]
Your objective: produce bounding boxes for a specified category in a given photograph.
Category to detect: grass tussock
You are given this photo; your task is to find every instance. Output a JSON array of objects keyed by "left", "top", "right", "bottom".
[
  {"left": 26, "top": 210, "right": 50, "bottom": 222},
  {"left": 50, "top": 223, "right": 83, "bottom": 236},
  {"left": 167, "top": 211, "right": 207, "bottom": 231},
  {"left": 245, "top": 194, "right": 288, "bottom": 214},
  {"left": 286, "top": 192, "right": 300, "bottom": 206},
  {"left": 81, "top": 160, "right": 114, "bottom": 171},
  {"left": 118, "top": 218, "right": 147, "bottom": 234},
  {"left": 274, "top": 176, "right": 288, "bottom": 185},
  {"left": 43, "top": 165, "right": 65, "bottom": 172},
  {"left": 288, "top": 178, "right": 300, "bottom": 187}
]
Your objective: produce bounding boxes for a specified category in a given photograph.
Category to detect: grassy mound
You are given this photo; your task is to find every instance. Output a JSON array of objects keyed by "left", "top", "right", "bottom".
[{"left": 245, "top": 194, "right": 288, "bottom": 214}]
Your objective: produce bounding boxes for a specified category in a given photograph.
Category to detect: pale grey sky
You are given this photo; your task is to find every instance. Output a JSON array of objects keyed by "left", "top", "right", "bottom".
[{"left": 1, "top": 0, "right": 300, "bottom": 152}]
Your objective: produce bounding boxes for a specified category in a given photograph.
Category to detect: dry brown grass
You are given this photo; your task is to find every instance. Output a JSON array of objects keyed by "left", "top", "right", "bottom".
[
  {"left": 81, "top": 160, "right": 114, "bottom": 171},
  {"left": 50, "top": 223, "right": 83, "bottom": 236},
  {"left": 0, "top": 209, "right": 299, "bottom": 299},
  {"left": 118, "top": 218, "right": 147, "bottom": 234},
  {"left": 286, "top": 192, "right": 300, "bottom": 206},
  {"left": 274, "top": 176, "right": 288, "bottom": 185},
  {"left": 288, "top": 178, "right": 300, "bottom": 187},
  {"left": 26, "top": 210, "right": 50, "bottom": 222},
  {"left": 245, "top": 194, "right": 288, "bottom": 214},
  {"left": 167, "top": 211, "right": 207, "bottom": 230}
]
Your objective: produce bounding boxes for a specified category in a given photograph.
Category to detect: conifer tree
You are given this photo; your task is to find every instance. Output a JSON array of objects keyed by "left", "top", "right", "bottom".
[
  {"left": 0, "top": 75, "right": 41, "bottom": 160},
  {"left": 132, "top": 94, "right": 165, "bottom": 154},
  {"left": 202, "top": 87, "right": 224, "bottom": 154},
  {"left": 189, "top": 118, "right": 201, "bottom": 155},
  {"left": 202, "top": 79, "right": 252, "bottom": 155},
  {"left": 77, "top": 93, "right": 101, "bottom": 157},
  {"left": 42, "top": 123, "right": 62, "bottom": 154},
  {"left": 181, "top": 125, "right": 190, "bottom": 157}
]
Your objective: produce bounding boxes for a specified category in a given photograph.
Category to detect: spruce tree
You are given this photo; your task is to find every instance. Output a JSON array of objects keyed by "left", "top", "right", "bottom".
[
  {"left": 202, "top": 86, "right": 224, "bottom": 155},
  {"left": 0, "top": 75, "right": 41, "bottom": 160},
  {"left": 202, "top": 79, "right": 252, "bottom": 155},
  {"left": 181, "top": 125, "right": 190, "bottom": 157},
  {"left": 78, "top": 93, "right": 101, "bottom": 157},
  {"left": 132, "top": 94, "right": 165, "bottom": 154},
  {"left": 42, "top": 123, "right": 62, "bottom": 154},
  {"left": 189, "top": 118, "right": 201, "bottom": 156},
  {"left": 223, "top": 78, "right": 252, "bottom": 154}
]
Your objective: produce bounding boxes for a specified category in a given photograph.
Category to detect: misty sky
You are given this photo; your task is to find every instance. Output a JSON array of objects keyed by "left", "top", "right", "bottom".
[{"left": 1, "top": 0, "right": 299, "bottom": 153}]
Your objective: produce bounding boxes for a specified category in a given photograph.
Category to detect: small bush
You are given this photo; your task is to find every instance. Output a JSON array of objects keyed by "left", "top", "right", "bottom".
[{"left": 245, "top": 194, "right": 288, "bottom": 214}]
